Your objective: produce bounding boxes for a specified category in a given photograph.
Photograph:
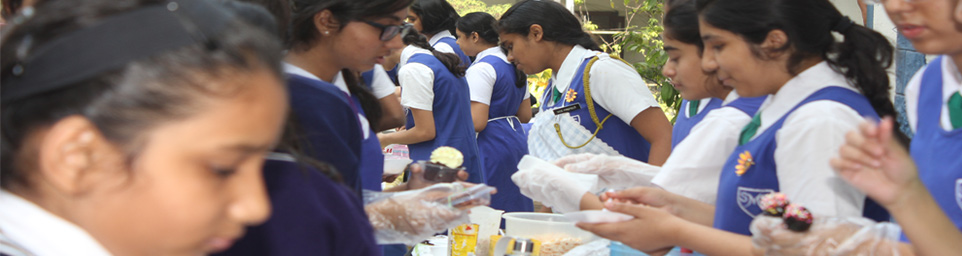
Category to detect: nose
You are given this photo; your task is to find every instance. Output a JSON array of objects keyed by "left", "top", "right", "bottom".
[
  {"left": 662, "top": 61, "right": 676, "bottom": 79},
  {"left": 701, "top": 49, "right": 718, "bottom": 72},
  {"left": 230, "top": 168, "right": 271, "bottom": 226},
  {"left": 506, "top": 51, "right": 515, "bottom": 63},
  {"left": 884, "top": 0, "right": 913, "bottom": 15}
]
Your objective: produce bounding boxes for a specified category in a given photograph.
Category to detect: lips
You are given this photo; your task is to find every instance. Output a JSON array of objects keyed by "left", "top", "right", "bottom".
[{"left": 897, "top": 24, "right": 925, "bottom": 39}]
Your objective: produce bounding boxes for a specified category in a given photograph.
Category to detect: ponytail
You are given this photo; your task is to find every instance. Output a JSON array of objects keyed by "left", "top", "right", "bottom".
[
  {"left": 828, "top": 19, "right": 896, "bottom": 118},
  {"left": 402, "top": 30, "right": 466, "bottom": 76},
  {"left": 499, "top": 0, "right": 602, "bottom": 51}
]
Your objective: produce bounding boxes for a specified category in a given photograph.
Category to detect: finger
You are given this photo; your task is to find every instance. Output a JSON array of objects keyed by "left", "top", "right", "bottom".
[
  {"left": 857, "top": 119, "right": 885, "bottom": 157},
  {"left": 838, "top": 142, "right": 880, "bottom": 168},
  {"left": 877, "top": 116, "right": 895, "bottom": 151},
  {"left": 604, "top": 200, "right": 656, "bottom": 218},
  {"left": 553, "top": 153, "right": 595, "bottom": 167},
  {"left": 457, "top": 170, "right": 469, "bottom": 181},
  {"left": 829, "top": 157, "right": 865, "bottom": 176}
]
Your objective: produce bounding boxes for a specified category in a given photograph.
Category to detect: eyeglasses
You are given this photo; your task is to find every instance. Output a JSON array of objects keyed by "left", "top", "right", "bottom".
[
  {"left": 863, "top": 0, "right": 929, "bottom": 4},
  {"left": 361, "top": 20, "right": 410, "bottom": 41}
]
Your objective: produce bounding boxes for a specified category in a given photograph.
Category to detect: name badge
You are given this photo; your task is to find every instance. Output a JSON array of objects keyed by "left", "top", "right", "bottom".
[{"left": 553, "top": 103, "right": 582, "bottom": 115}]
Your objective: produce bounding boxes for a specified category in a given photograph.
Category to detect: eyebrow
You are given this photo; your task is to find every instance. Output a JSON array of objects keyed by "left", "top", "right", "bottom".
[
  {"left": 663, "top": 46, "right": 679, "bottom": 51},
  {"left": 221, "top": 143, "right": 273, "bottom": 154},
  {"left": 701, "top": 34, "right": 717, "bottom": 41}
]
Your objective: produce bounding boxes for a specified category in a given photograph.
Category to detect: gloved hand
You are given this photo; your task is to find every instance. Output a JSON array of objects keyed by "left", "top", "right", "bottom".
[
  {"left": 750, "top": 215, "right": 901, "bottom": 256},
  {"left": 513, "top": 155, "right": 598, "bottom": 213},
  {"left": 554, "top": 153, "right": 660, "bottom": 190},
  {"left": 364, "top": 183, "right": 490, "bottom": 245}
]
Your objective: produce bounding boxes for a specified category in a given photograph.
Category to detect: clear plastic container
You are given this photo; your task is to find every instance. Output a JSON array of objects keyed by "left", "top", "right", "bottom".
[{"left": 502, "top": 212, "right": 597, "bottom": 255}]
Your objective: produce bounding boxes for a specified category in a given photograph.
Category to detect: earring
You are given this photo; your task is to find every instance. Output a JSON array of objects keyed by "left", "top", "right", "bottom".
[{"left": 324, "top": 31, "right": 330, "bottom": 35}]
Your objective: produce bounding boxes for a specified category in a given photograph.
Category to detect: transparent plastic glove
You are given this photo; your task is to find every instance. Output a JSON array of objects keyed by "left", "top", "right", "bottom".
[
  {"left": 364, "top": 183, "right": 491, "bottom": 245},
  {"left": 513, "top": 155, "right": 598, "bottom": 213},
  {"left": 751, "top": 216, "right": 901, "bottom": 256},
  {"left": 554, "top": 153, "right": 660, "bottom": 190}
]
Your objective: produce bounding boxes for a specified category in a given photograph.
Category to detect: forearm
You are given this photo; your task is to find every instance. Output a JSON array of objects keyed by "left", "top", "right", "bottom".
[
  {"left": 673, "top": 197, "right": 715, "bottom": 227},
  {"left": 672, "top": 221, "right": 754, "bottom": 256},
  {"left": 889, "top": 182, "right": 962, "bottom": 256},
  {"left": 377, "top": 96, "right": 405, "bottom": 131},
  {"left": 646, "top": 138, "right": 671, "bottom": 166},
  {"left": 379, "top": 126, "right": 434, "bottom": 146},
  {"left": 580, "top": 193, "right": 605, "bottom": 210}
]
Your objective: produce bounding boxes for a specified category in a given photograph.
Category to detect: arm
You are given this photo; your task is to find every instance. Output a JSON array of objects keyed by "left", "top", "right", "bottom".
[
  {"left": 378, "top": 108, "right": 435, "bottom": 147},
  {"left": 517, "top": 98, "right": 532, "bottom": 123},
  {"left": 630, "top": 108, "right": 673, "bottom": 166},
  {"left": 378, "top": 93, "right": 405, "bottom": 130},
  {"left": 470, "top": 102, "right": 490, "bottom": 132}
]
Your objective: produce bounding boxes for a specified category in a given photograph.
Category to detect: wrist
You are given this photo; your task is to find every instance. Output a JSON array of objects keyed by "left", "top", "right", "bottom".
[{"left": 888, "top": 178, "right": 929, "bottom": 210}]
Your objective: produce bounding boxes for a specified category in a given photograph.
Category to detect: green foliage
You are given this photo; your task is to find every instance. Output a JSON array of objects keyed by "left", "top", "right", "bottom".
[{"left": 448, "top": 0, "right": 512, "bottom": 18}]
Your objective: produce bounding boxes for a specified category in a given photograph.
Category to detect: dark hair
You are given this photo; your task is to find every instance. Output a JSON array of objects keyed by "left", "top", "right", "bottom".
[
  {"left": 409, "top": 0, "right": 459, "bottom": 36},
  {"left": 403, "top": 28, "right": 466, "bottom": 76},
  {"left": 288, "top": 0, "right": 413, "bottom": 131},
  {"left": 1, "top": 0, "right": 24, "bottom": 19},
  {"left": 696, "top": 0, "right": 896, "bottom": 118},
  {"left": 235, "top": 0, "right": 290, "bottom": 40},
  {"left": 664, "top": 0, "right": 703, "bottom": 52},
  {"left": 499, "top": 0, "right": 601, "bottom": 51},
  {"left": 0, "top": 0, "right": 284, "bottom": 189},
  {"left": 456, "top": 12, "right": 499, "bottom": 45}
]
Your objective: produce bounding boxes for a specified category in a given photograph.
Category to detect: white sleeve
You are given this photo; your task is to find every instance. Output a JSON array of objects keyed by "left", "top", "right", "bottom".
[
  {"left": 465, "top": 63, "right": 496, "bottom": 105},
  {"left": 433, "top": 42, "right": 455, "bottom": 54},
  {"left": 370, "top": 64, "right": 397, "bottom": 99},
  {"left": 652, "top": 107, "right": 752, "bottom": 205},
  {"left": 775, "top": 102, "right": 868, "bottom": 218},
  {"left": 523, "top": 84, "right": 531, "bottom": 100},
  {"left": 904, "top": 65, "right": 925, "bottom": 133},
  {"left": 588, "top": 57, "right": 661, "bottom": 124},
  {"left": 399, "top": 63, "right": 435, "bottom": 111}
]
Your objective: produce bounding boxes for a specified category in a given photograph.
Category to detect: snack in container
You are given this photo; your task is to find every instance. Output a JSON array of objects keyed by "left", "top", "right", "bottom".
[
  {"left": 422, "top": 146, "right": 466, "bottom": 182},
  {"left": 450, "top": 224, "right": 479, "bottom": 256}
]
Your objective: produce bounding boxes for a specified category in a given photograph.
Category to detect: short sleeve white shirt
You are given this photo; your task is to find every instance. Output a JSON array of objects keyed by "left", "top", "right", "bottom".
[
  {"left": 0, "top": 191, "right": 112, "bottom": 256},
  {"left": 399, "top": 45, "right": 436, "bottom": 111},
  {"left": 466, "top": 47, "right": 510, "bottom": 105},
  {"left": 904, "top": 56, "right": 962, "bottom": 133},
  {"left": 428, "top": 30, "right": 456, "bottom": 54},
  {"left": 549, "top": 45, "right": 660, "bottom": 124},
  {"left": 368, "top": 64, "right": 398, "bottom": 99}
]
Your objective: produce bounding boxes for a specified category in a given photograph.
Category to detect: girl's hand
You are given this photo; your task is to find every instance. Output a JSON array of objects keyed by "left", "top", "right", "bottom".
[
  {"left": 829, "top": 116, "right": 921, "bottom": 208},
  {"left": 576, "top": 200, "right": 680, "bottom": 253}
]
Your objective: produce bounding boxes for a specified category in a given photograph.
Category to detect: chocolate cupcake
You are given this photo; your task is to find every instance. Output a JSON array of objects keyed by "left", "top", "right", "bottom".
[
  {"left": 783, "top": 204, "right": 813, "bottom": 232},
  {"left": 759, "top": 192, "right": 790, "bottom": 217},
  {"left": 421, "top": 146, "right": 465, "bottom": 182}
]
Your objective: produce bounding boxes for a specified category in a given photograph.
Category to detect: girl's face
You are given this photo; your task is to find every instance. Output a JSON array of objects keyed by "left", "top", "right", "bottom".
[
  {"left": 68, "top": 69, "right": 288, "bottom": 255},
  {"left": 699, "top": 20, "right": 789, "bottom": 97},
  {"left": 455, "top": 28, "right": 483, "bottom": 57},
  {"left": 884, "top": 0, "right": 962, "bottom": 55},
  {"left": 499, "top": 28, "right": 552, "bottom": 75},
  {"left": 662, "top": 36, "right": 722, "bottom": 100},
  {"left": 332, "top": 8, "right": 407, "bottom": 72},
  {"left": 407, "top": 10, "right": 424, "bottom": 34}
]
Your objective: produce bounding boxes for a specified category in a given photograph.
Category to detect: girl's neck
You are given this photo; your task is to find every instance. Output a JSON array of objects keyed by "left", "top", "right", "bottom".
[
  {"left": 548, "top": 43, "right": 575, "bottom": 72},
  {"left": 709, "top": 86, "right": 734, "bottom": 100},
  {"left": 285, "top": 47, "right": 340, "bottom": 83},
  {"left": 950, "top": 52, "right": 962, "bottom": 78}
]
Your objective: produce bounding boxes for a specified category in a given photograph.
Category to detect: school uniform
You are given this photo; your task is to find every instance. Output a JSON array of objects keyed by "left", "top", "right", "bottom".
[
  {"left": 215, "top": 158, "right": 380, "bottom": 256},
  {"left": 284, "top": 64, "right": 366, "bottom": 193},
  {"left": 527, "top": 45, "right": 661, "bottom": 162},
  {"left": 335, "top": 67, "right": 394, "bottom": 192},
  {"left": 0, "top": 191, "right": 111, "bottom": 256},
  {"left": 399, "top": 45, "right": 484, "bottom": 183},
  {"left": 672, "top": 98, "right": 724, "bottom": 147},
  {"left": 652, "top": 92, "right": 766, "bottom": 204},
  {"left": 428, "top": 30, "right": 471, "bottom": 68},
  {"left": 466, "top": 47, "right": 533, "bottom": 213},
  {"left": 903, "top": 56, "right": 962, "bottom": 240},
  {"left": 713, "top": 62, "right": 888, "bottom": 235}
]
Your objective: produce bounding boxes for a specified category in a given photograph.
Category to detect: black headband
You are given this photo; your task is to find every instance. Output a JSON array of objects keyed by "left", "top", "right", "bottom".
[{"left": 1, "top": 0, "right": 234, "bottom": 102}]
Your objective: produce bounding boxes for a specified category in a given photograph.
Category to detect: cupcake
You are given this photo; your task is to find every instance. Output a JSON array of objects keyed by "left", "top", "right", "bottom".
[
  {"left": 422, "top": 146, "right": 465, "bottom": 182},
  {"left": 783, "top": 204, "right": 813, "bottom": 232},
  {"left": 759, "top": 192, "right": 790, "bottom": 217}
]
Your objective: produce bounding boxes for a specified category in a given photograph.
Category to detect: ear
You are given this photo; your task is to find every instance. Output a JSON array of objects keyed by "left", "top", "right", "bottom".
[
  {"left": 470, "top": 32, "right": 481, "bottom": 44},
  {"left": 313, "top": 9, "right": 341, "bottom": 36},
  {"left": 760, "top": 29, "right": 789, "bottom": 57},
  {"left": 36, "top": 116, "right": 114, "bottom": 195},
  {"left": 528, "top": 24, "right": 544, "bottom": 42}
]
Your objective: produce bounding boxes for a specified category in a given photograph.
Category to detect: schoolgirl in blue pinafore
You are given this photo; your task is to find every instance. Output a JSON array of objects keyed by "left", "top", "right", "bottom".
[
  {"left": 906, "top": 56, "right": 962, "bottom": 240},
  {"left": 672, "top": 98, "right": 724, "bottom": 147},
  {"left": 472, "top": 51, "right": 532, "bottom": 213},
  {"left": 352, "top": 94, "right": 385, "bottom": 191},
  {"left": 536, "top": 55, "right": 652, "bottom": 162},
  {"left": 714, "top": 87, "right": 889, "bottom": 235},
  {"left": 405, "top": 53, "right": 484, "bottom": 184}
]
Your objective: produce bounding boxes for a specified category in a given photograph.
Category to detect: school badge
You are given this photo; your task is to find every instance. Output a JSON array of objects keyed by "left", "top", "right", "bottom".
[{"left": 737, "top": 187, "right": 775, "bottom": 217}]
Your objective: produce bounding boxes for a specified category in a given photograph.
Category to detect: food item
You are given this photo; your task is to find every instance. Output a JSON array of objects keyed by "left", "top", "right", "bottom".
[
  {"left": 449, "top": 224, "right": 479, "bottom": 256},
  {"left": 759, "top": 192, "right": 790, "bottom": 217},
  {"left": 430, "top": 146, "right": 463, "bottom": 168},
  {"left": 783, "top": 204, "right": 813, "bottom": 232},
  {"left": 539, "top": 237, "right": 582, "bottom": 256}
]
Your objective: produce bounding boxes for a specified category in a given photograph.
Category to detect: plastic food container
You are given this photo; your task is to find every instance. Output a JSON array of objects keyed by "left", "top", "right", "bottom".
[
  {"left": 502, "top": 212, "right": 597, "bottom": 255},
  {"left": 383, "top": 158, "right": 412, "bottom": 175}
]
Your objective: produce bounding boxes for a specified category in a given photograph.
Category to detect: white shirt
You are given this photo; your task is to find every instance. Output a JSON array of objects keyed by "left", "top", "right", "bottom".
[
  {"left": 749, "top": 62, "right": 868, "bottom": 218},
  {"left": 549, "top": 45, "right": 660, "bottom": 124},
  {"left": 428, "top": 30, "right": 456, "bottom": 54},
  {"left": 905, "top": 56, "right": 962, "bottom": 132},
  {"left": 0, "top": 191, "right": 112, "bottom": 256},
  {"left": 368, "top": 64, "right": 398, "bottom": 99},
  {"left": 466, "top": 47, "right": 530, "bottom": 105},
  {"left": 652, "top": 92, "right": 755, "bottom": 204},
  {"left": 399, "top": 45, "right": 437, "bottom": 111},
  {"left": 682, "top": 97, "right": 715, "bottom": 118},
  {"left": 285, "top": 62, "right": 371, "bottom": 139}
]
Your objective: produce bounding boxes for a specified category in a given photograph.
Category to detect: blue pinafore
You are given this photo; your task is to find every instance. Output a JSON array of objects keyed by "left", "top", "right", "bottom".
[
  {"left": 906, "top": 56, "right": 962, "bottom": 240},
  {"left": 405, "top": 53, "right": 484, "bottom": 183},
  {"left": 672, "top": 98, "right": 724, "bottom": 147},
  {"left": 714, "top": 87, "right": 889, "bottom": 235},
  {"left": 474, "top": 55, "right": 533, "bottom": 213},
  {"left": 433, "top": 37, "right": 472, "bottom": 68},
  {"left": 352, "top": 94, "right": 385, "bottom": 192}
]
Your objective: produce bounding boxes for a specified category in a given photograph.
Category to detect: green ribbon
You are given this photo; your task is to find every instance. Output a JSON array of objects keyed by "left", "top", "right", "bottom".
[
  {"left": 689, "top": 100, "right": 701, "bottom": 117},
  {"left": 739, "top": 112, "right": 762, "bottom": 145},
  {"left": 949, "top": 92, "right": 962, "bottom": 129}
]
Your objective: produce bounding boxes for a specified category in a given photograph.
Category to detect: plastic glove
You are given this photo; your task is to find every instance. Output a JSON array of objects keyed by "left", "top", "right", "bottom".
[
  {"left": 513, "top": 155, "right": 598, "bottom": 213},
  {"left": 554, "top": 153, "right": 660, "bottom": 190},
  {"left": 750, "top": 215, "right": 901, "bottom": 256},
  {"left": 364, "top": 183, "right": 490, "bottom": 245}
]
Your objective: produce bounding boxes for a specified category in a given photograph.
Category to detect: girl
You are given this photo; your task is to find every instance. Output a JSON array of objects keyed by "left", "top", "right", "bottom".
[
  {"left": 378, "top": 27, "right": 485, "bottom": 184},
  {"left": 498, "top": 0, "right": 673, "bottom": 166},
  {"left": 577, "top": 0, "right": 894, "bottom": 254},
  {"left": 0, "top": 0, "right": 286, "bottom": 254},
  {"left": 408, "top": 0, "right": 472, "bottom": 68},
  {"left": 456, "top": 12, "right": 533, "bottom": 213}
]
